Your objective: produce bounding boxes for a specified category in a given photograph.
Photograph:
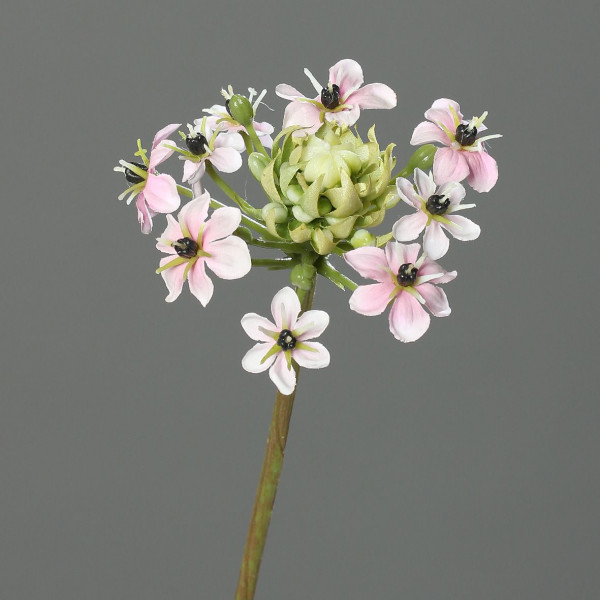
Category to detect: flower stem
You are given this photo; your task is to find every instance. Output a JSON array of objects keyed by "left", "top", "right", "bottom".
[{"left": 234, "top": 275, "right": 317, "bottom": 600}]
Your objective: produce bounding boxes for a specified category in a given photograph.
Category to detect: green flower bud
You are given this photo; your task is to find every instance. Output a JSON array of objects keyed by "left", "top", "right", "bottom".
[
  {"left": 290, "top": 264, "right": 316, "bottom": 291},
  {"left": 226, "top": 94, "right": 254, "bottom": 127},
  {"left": 405, "top": 144, "right": 437, "bottom": 174},
  {"left": 261, "top": 202, "right": 288, "bottom": 223},
  {"left": 350, "top": 229, "right": 376, "bottom": 248},
  {"left": 248, "top": 152, "right": 269, "bottom": 181}
]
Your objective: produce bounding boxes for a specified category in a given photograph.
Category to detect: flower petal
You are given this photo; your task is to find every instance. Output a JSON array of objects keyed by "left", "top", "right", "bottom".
[
  {"left": 325, "top": 105, "right": 360, "bottom": 127},
  {"left": 179, "top": 193, "right": 210, "bottom": 239},
  {"left": 392, "top": 212, "right": 428, "bottom": 241},
  {"left": 183, "top": 160, "right": 202, "bottom": 183},
  {"left": 160, "top": 258, "right": 186, "bottom": 303},
  {"left": 417, "top": 283, "right": 451, "bottom": 317},
  {"left": 271, "top": 287, "right": 301, "bottom": 330},
  {"left": 385, "top": 241, "right": 420, "bottom": 273},
  {"left": 396, "top": 176, "right": 421, "bottom": 208},
  {"left": 136, "top": 194, "right": 154, "bottom": 234},
  {"left": 293, "top": 342, "right": 330, "bottom": 369},
  {"left": 275, "top": 84, "right": 305, "bottom": 100},
  {"left": 423, "top": 221, "right": 450, "bottom": 260},
  {"left": 346, "top": 82, "right": 396, "bottom": 109},
  {"left": 425, "top": 98, "right": 463, "bottom": 132},
  {"left": 419, "top": 257, "right": 457, "bottom": 283},
  {"left": 329, "top": 59, "right": 364, "bottom": 96},
  {"left": 389, "top": 292, "right": 431, "bottom": 342},
  {"left": 208, "top": 147, "right": 242, "bottom": 173},
  {"left": 156, "top": 214, "right": 182, "bottom": 253},
  {"left": 414, "top": 168, "right": 436, "bottom": 200},
  {"left": 410, "top": 121, "right": 449, "bottom": 146},
  {"left": 269, "top": 353, "right": 296, "bottom": 395},
  {"left": 202, "top": 206, "right": 241, "bottom": 244},
  {"left": 282, "top": 101, "right": 321, "bottom": 133},
  {"left": 344, "top": 247, "right": 389, "bottom": 282},
  {"left": 438, "top": 180, "right": 466, "bottom": 206},
  {"left": 187, "top": 259, "right": 214, "bottom": 306},
  {"left": 444, "top": 215, "right": 481, "bottom": 241},
  {"left": 242, "top": 342, "right": 278, "bottom": 373},
  {"left": 465, "top": 150, "right": 498, "bottom": 192},
  {"left": 294, "top": 309, "right": 330, "bottom": 341},
  {"left": 204, "top": 236, "right": 251, "bottom": 280},
  {"left": 433, "top": 147, "right": 470, "bottom": 185},
  {"left": 143, "top": 173, "right": 180, "bottom": 213},
  {"left": 241, "top": 313, "right": 278, "bottom": 342},
  {"left": 349, "top": 282, "right": 396, "bottom": 316}
]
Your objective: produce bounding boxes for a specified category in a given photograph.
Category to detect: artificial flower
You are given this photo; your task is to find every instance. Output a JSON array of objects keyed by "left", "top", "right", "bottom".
[
  {"left": 241, "top": 287, "right": 330, "bottom": 395},
  {"left": 410, "top": 98, "right": 502, "bottom": 192},
  {"left": 114, "top": 123, "right": 181, "bottom": 233},
  {"left": 393, "top": 168, "right": 480, "bottom": 259},
  {"left": 344, "top": 242, "right": 456, "bottom": 342},
  {"left": 156, "top": 192, "right": 251, "bottom": 305},
  {"left": 276, "top": 59, "right": 396, "bottom": 135}
]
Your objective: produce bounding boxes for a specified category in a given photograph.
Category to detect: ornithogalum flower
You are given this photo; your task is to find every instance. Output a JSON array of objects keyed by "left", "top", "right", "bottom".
[
  {"left": 156, "top": 192, "right": 251, "bottom": 305},
  {"left": 204, "top": 86, "right": 274, "bottom": 148},
  {"left": 410, "top": 98, "right": 502, "bottom": 193},
  {"left": 344, "top": 242, "right": 456, "bottom": 343},
  {"left": 241, "top": 287, "right": 330, "bottom": 395},
  {"left": 393, "top": 169, "right": 480, "bottom": 259},
  {"left": 276, "top": 59, "right": 396, "bottom": 135},
  {"left": 114, "top": 123, "right": 181, "bottom": 233}
]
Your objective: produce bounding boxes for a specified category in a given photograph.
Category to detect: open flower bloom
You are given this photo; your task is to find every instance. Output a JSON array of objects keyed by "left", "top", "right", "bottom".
[
  {"left": 204, "top": 86, "right": 274, "bottom": 148},
  {"left": 114, "top": 123, "right": 181, "bottom": 233},
  {"left": 410, "top": 99, "right": 502, "bottom": 193},
  {"left": 180, "top": 120, "right": 244, "bottom": 196},
  {"left": 393, "top": 169, "right": 480, "bottom": 259},
  {"left": 276, "top": 59, "right": 397, "bottom": 135},
  {"left": 241, "top": 287, "right": 330, "bottom": 395},
  {"left": 344, "top": 242, "right": 456, "bottom": 342},
  {"left": 156, "top": 192, "right": 251, "bottom": 305}
]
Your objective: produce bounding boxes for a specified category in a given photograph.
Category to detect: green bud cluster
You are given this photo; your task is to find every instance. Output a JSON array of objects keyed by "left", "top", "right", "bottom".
[{"left": 249, "top": 122, "right": 396, "bottom": 255}]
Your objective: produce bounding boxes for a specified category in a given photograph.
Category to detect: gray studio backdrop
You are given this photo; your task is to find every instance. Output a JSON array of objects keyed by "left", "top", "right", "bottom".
[{"left": 2, "top": 1, "right": 599, "bottom": 599}]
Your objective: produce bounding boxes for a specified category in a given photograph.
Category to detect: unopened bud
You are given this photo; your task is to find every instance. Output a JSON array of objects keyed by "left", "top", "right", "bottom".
[
  {"left": 405, "top": 144, "right": 437, "bottom": 174},
  {"left": 290, "top": 264, "right": 316, "bottom": 291},
  {"left": 226, "top": 94, "right": 254, "bottom": 127},
  {"left": 350, "top": 229, "right": 375, "bottom": 248}
]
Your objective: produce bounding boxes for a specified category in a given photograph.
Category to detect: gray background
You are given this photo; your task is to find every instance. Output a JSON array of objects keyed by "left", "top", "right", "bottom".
[{"left": 2, "top": 0, "right": 598, "bottom": 598}]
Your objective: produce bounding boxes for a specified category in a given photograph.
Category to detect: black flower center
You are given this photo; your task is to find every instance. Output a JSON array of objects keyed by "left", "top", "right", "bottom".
[
  {"left": 277, "top": 329, "right": 297, "bottom": 351},
  {"left": 426, "top": 194, "right": 451, "bottom": 215},
  {"left": 225, "top": 98, "right": 232, "bottom": 117},
  {"left": 397, "top": 263, "right": 418, "bottom": 287},
  {"left": 185, "top": 133, "right": 208, "bottom": 155},
  {"left": 455, "top": 123, "right": 477, "bottom": 146},
  {"left": 173, "top": 237, "right": 199, "bottom": 258},
  {"left": 124, "top": 162, "right": 148, "bottom": 184},
  {"left": 320, "top": 84, "right": 341, "bottom": 109}
]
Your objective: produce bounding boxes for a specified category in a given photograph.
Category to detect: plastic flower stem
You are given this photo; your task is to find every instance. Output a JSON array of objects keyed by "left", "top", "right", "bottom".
[
  {"left": 234, "top": 274, "right": 317, "bottom": 600},
  {"left": 244, "top": 237, "right": 304, "bottom": 253},
  {"left": 317, "top": 258, "right": 358, "bottom": 291},
  {"left": 241, "top": 132, "right": 255, "bottom": 155},
  {"left": 250, "top": 257, "right": 294, "bottom": 270},
  {"left": 244, "top": 122, "right": 270, "bottom": 158},
  {"left": 205, "top": 163, "right": 264, "bottom": 220}
]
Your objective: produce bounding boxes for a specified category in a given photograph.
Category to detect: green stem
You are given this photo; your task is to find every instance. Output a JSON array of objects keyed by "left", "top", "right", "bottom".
[
  {"left": 317, "top": 258, "right": 358, "bottom": 291},
  {"left": 234, "top": 273, "right": 317, "bottom": 600},
  {"left": 251, "top": 257, "right": 294, "bottom": 270},
  {"left": 241, "top": 132, "right": 254, "bottom": 155},
  {"left": 245, "top": 122, "right": 269, "bottom": 158}
]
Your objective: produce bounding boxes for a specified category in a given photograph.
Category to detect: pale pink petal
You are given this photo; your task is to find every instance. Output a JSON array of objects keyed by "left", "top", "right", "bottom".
[
  {"left": 269, "top": 353, "right": 296, "bottom": 395},
  {"left": 392, "top": 212, "right": 428, "bottom": 241},
  {"left": 282, "top": 101, "right": 321, "bottom": 133},
  {"left": 214, "top": 131, "right": 245, "bottom": 152},
  {"left": 241, "top": 313, "right": 278, "bottom": 342},
  {"left": 187, "top": 259, "right": 214, "bottom": 306},
  {"left": 465, "top": 150, "right": 498, "bottom": 192},
  {"left": 253, "top": 120, "right": 275, "bottom": 136},
  {"left": 156, "top": 214, "right": 182, "bottom": 253},
  {"left": 183, "top": 160, "right": 202, "bottom": 183},
  {"left": 410, "top": 121, "right": 449, "bottom": 146},
  {"left": 325, "top": 105, "right": 360, "bottom": 126},
  {"left": 294, "top": 310, "right": 330, "bottom": 341},
  {"left": 329, "top": 59, "right": 364, "bottom": 95},
  {"left": 344, "top": 247, "right": 390, "bottom": 282},
  {"left": 419, "top": 257, "right": 457, "bottom": 284},
  {"left": 275, "top": 84, "right": 305, "bottom": 100},
  {"left": 386, "top": 242, "right": 420, "bottom": 273},
  {"left": 425, "top": 98, "right": 463, "bottom": 132},
  {"left": 414, "top": 168, "right": 436, "bottom": 199},
  {"left": 149, "top": 123, "right": 181, "bottom": 169},
  {"left": 423, "top": 221, "right": 450, "bottom": 260},
  {"left": 443, "top": 215, "right": 481, "bottom": 241},
  {"left": 160, "top": 258, "right": 186, "bottom": 303},
  {"left": 345, "top": 83, "right": 396, "bottom": 109},
  {"left": 437, "top": 181, "right": 466, "bottom": 206},
  {"left": 188, "top": 162, "right": 206, "bottom": 186},
  {"left": 433, "top": 147, "right": 470, "bottom": 185},
  {"left": 389, "top": 292, "right": 431, "bottom": 342},
  {"left": 152, "top": 123, "right": 181, "bottom": 149},
  {"left": 208, "top": 147, "right": 242, "bottom": 173},
  {"left": 417, "top": 283, "right": 451, "bottom": 317},
  {"left": 178, "top": 194, "right": 210, "bottom": 239},
  {"left": 242, "top": 342, "right": 278, "bottom": 373},
  {"left": 292, "top": 342, "right": 330, "bottom": 369},
  {"left": 202, "top": 206, "right": 241, "bottom": 244},
  {"left": 349, "top": 282, "right": 396, "bottom": 316},
  {"left": 271, "top": 287, "right": 301, "bottom": 330},
  {"left": 136, "top": 194, "right": 154, "bottom": 234},
  {"left": 143, "top": 173, "right": 180, "bottom": 213},
  {"left": 204, "top": 237, "right": 251, "bottom": 280},
  {"left": 396, "top": 177, "right": 422, "bottom": 208}
]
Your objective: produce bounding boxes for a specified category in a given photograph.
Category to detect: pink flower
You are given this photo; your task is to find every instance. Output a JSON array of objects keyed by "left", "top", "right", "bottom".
[
  {"left": 241, "top": 287, "right": 330, "bottom": 395},
  {"left": 156, "top": 192, "right": 251, "bottom": 305},
  {"left": 410, "top": 99, "right": 502, "bottom": 193},
  {"left": 114, "top": 123, "right": 181, "bottom": 234},
  {"left": 393, "top": 169, "right": 480, "bottom": 259},
  {"left": 181, "top": 120, "right": 244, "bottom": 196},
  {"left": 344, "top": 242, "right": 456, "bottom": 343},
  {"left": 276, "top": 59, "right": 397, "bottom": 135}
]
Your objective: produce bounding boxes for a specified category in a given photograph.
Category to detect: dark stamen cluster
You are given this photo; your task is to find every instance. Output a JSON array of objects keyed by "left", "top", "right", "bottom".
[
  {"left": 185, "top": 133, "right": 208, "bottom": 156},
  {"left": 277, "top": 329, "right": 297, "bottom": 351},
  {"left": 397, "top": 263, "right": 418, "bottom": 287},
  {"left": 426, "top": 194, "right": 451, "bottom": 215},
  {"left": 320, "top": 84, "right": 341, "bottom": 109},
  {"left": 124, "top": 162, "right": 148, "bottom": 184},
  {"left": 455, "top": 123, "right": 477, "bottom": 146},
  {"left": 173, "top": 237, "right": 199, "bottom": 258}
]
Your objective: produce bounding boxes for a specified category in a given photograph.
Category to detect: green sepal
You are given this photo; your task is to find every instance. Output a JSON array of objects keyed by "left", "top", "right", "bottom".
[
  {"left": 289, "top": 222, "right": 312, "bottom": 243},
  {"left": 325, "top": 215, "right": 358, "bottom": 239},
  {"left": 248, "top": 152, "right": 269, "bottom": 182},
  {"left": 324, "top": 170, "right": 363, "bottom": 218},
  {"left": 311, "top": 228, "right": 336, "bottom": 255},
  {"left": 260, "top": 159, "right": 282, "bottom": 204},
  {"left": 298, "top": 174, "right": 324, "bottom": 220}
]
